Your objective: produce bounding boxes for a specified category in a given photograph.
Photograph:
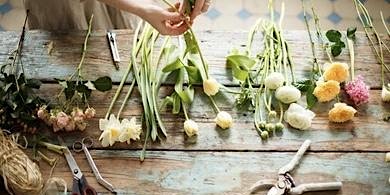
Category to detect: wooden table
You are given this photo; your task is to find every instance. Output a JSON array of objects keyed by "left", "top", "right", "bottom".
[{"left": 0, "top": 30, "right": 389, "bottom": 194}]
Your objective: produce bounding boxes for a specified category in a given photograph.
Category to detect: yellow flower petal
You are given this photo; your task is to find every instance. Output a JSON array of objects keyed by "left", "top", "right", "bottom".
[
  {"left": 313, "top": 80, "right": 340, "bottom": 102},
  {"left": 328, "top": 103, "right": 357, "bottom": 123},
  {"left": 323, "top": 62, "right": 349, "bottom": 83}
]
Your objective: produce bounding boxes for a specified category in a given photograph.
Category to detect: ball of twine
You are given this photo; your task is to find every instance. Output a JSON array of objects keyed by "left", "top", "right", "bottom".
[{"left": 0, "top": 132, "right": 43, "bottom": 195}]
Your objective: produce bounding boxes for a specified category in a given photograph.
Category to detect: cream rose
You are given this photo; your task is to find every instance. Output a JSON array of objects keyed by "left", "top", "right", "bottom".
[
  {"left": 284, "top": 103, "right": 315, "bottom": 130},
  {"left": 264, "top": 72, "right": 285, "bottom": 90},
  {"left": 203, "top": 78, "right": 220, "bottom": 96},
  {"left": 215, "top": 111, "right": 233, "bottom": 129},
  {"left": 184, "top": 119, "right": 198, "bottom": 137},
  {"left": 275, "top": 86, "right": 301, "bottom": 104}
]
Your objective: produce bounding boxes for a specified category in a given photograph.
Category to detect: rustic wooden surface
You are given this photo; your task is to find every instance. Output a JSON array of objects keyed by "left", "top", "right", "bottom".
[{"left": 0, "top": 30, "right": 389, "bottom": 195}]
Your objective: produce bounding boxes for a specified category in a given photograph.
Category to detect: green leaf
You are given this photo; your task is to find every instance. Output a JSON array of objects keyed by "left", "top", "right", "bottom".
[
  {"left": 183, "top": 32, "right": 198, "bottom": 54},
  {"left": 226, "top": 54, "right": 256, "bottom": 81},
  {"left": 188, "top": 54, "right": 207, "bottom": 81},
  {"left": 177, "top": 86, "right": 194, "bottom": 104},
  {"left": 64, "top": 81, "right": 75, "bottom": 100},
  {"left": 331, "top": 44, "right": 342, "bottom": 57},
  {"left": 306, "top": 85, "right": 317, "bottom": 109},
  {"left": 93, "top": 76, "right": 112, "bottom": 92},
  {"left": 162, "top": 58, "right": 185, "bottom": 73},
  {"left": 326, "top": 30, "right": 342, "bottom": 42},
  {"left": 76, "top": 84, "right": 89, "bottom": 93},
  {"left": 26, "top": 79, "right": 42, "bottom": 89},
  {"left": 172, "top": 93, "right": 181, "bottom": 114},
  {"left": 347, "top": 27, "right": 357, "bottom": 40},
  {"left": 185, "top": 66, "right": 202, "bottom": 84},
  {"left": 293, "top": 80, "right": 311, "bottom": 92}
]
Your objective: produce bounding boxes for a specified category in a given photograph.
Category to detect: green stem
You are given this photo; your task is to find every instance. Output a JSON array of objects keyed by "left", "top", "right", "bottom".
[
  {"left": 209, "top": 96, "right": 221, "bottom": 113},
  {"left": 278, "top": 101, "right": 284, "bottom": 123},
  {"left": 380, "top": 11, "right": 390, "bottom": 37},
  {"left": 347, "top": 38, "right": 355, "bottom": 80},
  {"left": 182, "top": 102, "right": 189, "bottom": 120},
  {"left": 117, "top": 78, "right": 136, "bottom": 118}
]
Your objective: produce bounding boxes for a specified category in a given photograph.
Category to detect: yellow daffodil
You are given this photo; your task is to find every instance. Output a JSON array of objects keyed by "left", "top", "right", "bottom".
[
  {"left": 118, "top": 117, "right": 142, "bottom": 144},
  {"left": 99, "top": 114, "right": 122, "bottom": 147}
]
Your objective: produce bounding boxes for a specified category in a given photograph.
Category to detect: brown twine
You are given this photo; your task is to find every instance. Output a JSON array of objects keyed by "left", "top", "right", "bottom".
[{"left": 0, "top": 131, "right": 43, "bottom": 195}]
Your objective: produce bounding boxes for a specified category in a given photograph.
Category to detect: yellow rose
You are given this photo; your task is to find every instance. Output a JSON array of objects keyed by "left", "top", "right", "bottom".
[
  {"left": 323, "top": 62, "right": 349, "bottom": 83},
  {"left": 328, "top": 103, "right": 357, "bottom": 123},
  {"left": 313, "top": 80, "right": 340, "bottom": 102}
]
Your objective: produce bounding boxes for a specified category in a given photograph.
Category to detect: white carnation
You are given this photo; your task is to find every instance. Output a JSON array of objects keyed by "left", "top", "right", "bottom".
[
  {"left": 264, "top": 72, "right": 285, "bottom": 90},
  {"left": 284, "top": 103, "right": 315, "bottom": 130},
  {"left": 215, "top": 111, "right": 233, "bottom": 129},
  {"left": 275, "top": 86, "right": 301, "bottom": 104}
]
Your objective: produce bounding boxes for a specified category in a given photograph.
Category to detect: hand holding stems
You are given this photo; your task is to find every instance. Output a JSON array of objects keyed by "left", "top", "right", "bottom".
[
  {"left": 99, "top": 0, "right": 189, "bottom": 35},
  {"left": 179, "top": 0, "right": 211, "bottom": 21}
]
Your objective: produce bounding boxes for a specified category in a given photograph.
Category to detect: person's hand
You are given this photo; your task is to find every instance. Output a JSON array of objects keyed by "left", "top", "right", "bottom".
[
  {"left": 179, "top": 0, "right": 211, "bottom": 21},
  {"left": 139, "top": 3, "right": 189, "bottom": 36}
]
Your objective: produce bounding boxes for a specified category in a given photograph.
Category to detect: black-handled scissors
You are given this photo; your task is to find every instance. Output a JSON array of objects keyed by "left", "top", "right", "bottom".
[{"left": 58, "top": 137, "right": 97, "bottom": 195}]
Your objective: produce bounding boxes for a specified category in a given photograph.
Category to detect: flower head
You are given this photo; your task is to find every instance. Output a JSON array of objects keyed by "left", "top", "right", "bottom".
[
  {"left": 382, "top": 84, "right": 390, "bottom": 102},
  {"left": 265, "top": 72, "right": 285, "bottom": 90},
  {"left": 345, "top": 75, "right": 370, "bottom": 106},
  {"left": 328, "top": 103, "right": 357, "bottom": 123},
  {"left": 215, "top": 111, "right": 233, "bottom": 129},
  {"left": 99, "top": 114, "right": 122, "bottom": 147},
  {"left": 323, "top": 62, "right": 349, "bottom": 83},
  {"left": 284, "top": 103, "right": 315, "bottom": 130},
  {"left": 118, "top": 117, "right": 142, "bottom": 144},
  {"left": 275, "top": 86, "right": 301, "bottom": 104},
  {"left": 203, "top": 78, "right": 220, "bottom": 96},
  {"left": 313, "top": 80, "right": 340, "bottom": 102},
  {"left": 84, "top": 107, "right": 96, "bottom": 119},
  {"left": 37, "top": 106, "right": 49, "bottom": 121},
  {"left": 184, "top": 119, "right": 198, "bottom": 137},
  {"left": 56, "top": 112, "right": 70, "bottom": 129},
  {"left": 64, "top": 119, "right": 76, "bottom": 132}
]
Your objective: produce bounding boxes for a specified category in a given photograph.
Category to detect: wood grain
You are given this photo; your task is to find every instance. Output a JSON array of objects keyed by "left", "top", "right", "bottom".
[
  {"left": 36, "top": 84, "right": 390, "bottom": 152},
  {"left": 33, "top": 150, "right": 388, "bottom": 195},
  {"left": 0, "top": 30, "right": 388, "bottom": 88}
]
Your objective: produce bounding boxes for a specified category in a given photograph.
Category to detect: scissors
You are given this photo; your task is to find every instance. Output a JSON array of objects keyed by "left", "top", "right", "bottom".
[
  {"left": 249, "top": 140, "right": 342, "bottom": 195},
  {"left": 58, "top": 137, "right": 97, "bottom": 195},
  {"left": 73, "top": 137, "right": 116, "bottom": 193}
]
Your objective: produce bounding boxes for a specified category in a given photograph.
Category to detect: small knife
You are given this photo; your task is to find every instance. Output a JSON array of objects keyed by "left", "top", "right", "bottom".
[{"left": 107, "top": 31, "right": 120, "bottom": 70}]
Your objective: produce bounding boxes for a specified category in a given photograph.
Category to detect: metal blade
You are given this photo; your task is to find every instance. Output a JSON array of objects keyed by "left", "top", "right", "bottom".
[
  {"left": 289, "top": 182, "right": 342, "bottom": 195},
  {"left": 58, "top": 137, "right": 83, "bottom": 179}
]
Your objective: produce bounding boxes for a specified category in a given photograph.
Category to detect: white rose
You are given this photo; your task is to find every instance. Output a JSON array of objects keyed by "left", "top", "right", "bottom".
[
  {"left": 184, "top": 119, "right": 198, "bottom": 137},
  {"left": 275, "top": 86, "right": 301, "bottom": 104},
  {"left": 284, "top": 103, "right": 315, "bottom": 130},
  {"left": 264, "top": 72, "right": 285, "bottom": 90},
  {"left": 382, "top": 84, "right": 390, "bottom": 102},
  {"left": 215, "top": 111, "right": 233, "bottom": 129},
  {"left": 203, "top": 78, "right": 220, "bottom": 96}
]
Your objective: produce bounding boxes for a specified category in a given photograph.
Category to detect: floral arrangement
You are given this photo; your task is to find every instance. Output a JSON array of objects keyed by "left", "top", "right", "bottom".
[{"left": 38, "top": 15, "right": 113, "bottom": 132}]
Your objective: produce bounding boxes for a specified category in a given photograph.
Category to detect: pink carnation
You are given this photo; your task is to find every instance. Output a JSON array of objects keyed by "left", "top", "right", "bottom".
[{"left": 345, "top": 75, "right": 370, "bottom": 106}]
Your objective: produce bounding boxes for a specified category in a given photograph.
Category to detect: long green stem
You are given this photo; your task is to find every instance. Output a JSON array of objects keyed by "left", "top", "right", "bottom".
[
  {"left": 182, "top": 102, "right": 189, "bottom": 120},
  {"left": 347, "top": 38, "right": 355, "bottom": 80},
  {"left": 209, "top": 96, "right": 221, "bottom": 113},
  {"left": 381, "top": 11, "right": 390, "bottom": 37},
  {"left": 117, "top": 79, "right": 136, "bottom": 118}
]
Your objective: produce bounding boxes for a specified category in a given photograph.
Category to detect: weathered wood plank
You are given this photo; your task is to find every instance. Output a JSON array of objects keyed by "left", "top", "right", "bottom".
[
  {"left": 0, "top": 30, "right": 388, "bottom": 88},
  {"left": 37, "top": 84, "right": 390, "bottom": 151},
  {"left": 31, "top": 151, "right": 389, "bottom": 195}
]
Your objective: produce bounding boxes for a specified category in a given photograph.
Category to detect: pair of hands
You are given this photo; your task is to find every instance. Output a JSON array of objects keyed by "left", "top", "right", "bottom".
[{"left": 139, "top": 0, "right": 211, "bottom": 35}]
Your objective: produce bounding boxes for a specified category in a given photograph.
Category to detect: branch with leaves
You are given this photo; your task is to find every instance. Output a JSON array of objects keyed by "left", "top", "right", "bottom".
[{"left": 38, "top": 15, "right": 113, "bottom": 132}]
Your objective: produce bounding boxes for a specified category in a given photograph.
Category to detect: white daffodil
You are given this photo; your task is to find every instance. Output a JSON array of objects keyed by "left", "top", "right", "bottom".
[
  {"left": 203, "top": 78, "right": 220, "bottom": 96},
  {"left": 184, "top": 119, "right": 198, "bottom": 137},
  {"left": 264, "top": 72, "right": 285, "bottom": 90},
  {"left": 118, "top": 117, "right": 142, "bottom": 144},
  {"left": 382, "top": 84, "right": 390, "bottom": 102},
  {"left": 215, "top": 111, "right": 233, "bottom": 129},
  {"left": 284, "top": 103, "right": 315, "bottom": 130},
  {"left": 99, "top": 114, "right": 122, "bottom": 147},
  {"left": 275, "top": 86, "right": 301, "bottom": 104}
]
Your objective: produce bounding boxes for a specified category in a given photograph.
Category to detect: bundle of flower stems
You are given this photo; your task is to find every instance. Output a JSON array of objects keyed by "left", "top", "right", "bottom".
[
  {"left": 227, "top": 0, "right": 315, "bottom": 139},
  {"left": 0, "top": 131, "right": 43, "bottom": 195},
  {"left": 352, "top": 0, "right": 390, "bottom": 103}
]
